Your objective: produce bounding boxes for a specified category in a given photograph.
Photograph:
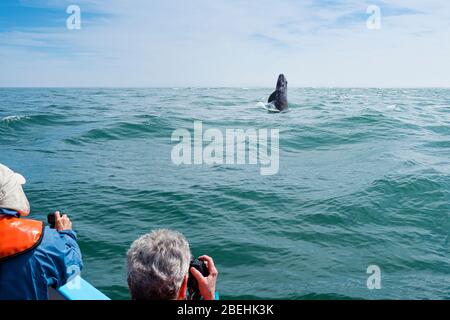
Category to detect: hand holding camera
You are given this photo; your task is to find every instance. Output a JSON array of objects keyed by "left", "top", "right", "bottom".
[
  {"left": 188, "top": 255, "right": 218, "bottom": 300},
  {"left": 47, "top": 211, "right": 72, "bottom": 231}
]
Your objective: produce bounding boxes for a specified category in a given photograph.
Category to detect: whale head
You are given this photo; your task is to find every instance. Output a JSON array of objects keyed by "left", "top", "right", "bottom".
[{"left": 276, "top": 74, "right": 287, "bottom": 93}]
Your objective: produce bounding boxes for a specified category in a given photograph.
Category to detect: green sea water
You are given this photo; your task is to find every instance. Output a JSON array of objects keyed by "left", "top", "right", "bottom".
[{"left": 0, "top": 88, "right": 449, "bottom": 299}]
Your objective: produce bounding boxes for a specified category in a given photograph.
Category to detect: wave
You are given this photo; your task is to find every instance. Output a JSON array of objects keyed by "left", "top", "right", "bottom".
[
  {"left": 1, "top": 115, "right": 30, "bottom": 123},
  {"left": 0, "top": 114, "right": 67, "bottom": 127},
  {"left": 64, "top": 116, "right": 174, "bottom": 145}
]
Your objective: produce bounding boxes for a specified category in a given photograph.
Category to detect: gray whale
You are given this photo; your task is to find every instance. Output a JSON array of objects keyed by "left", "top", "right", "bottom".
[{"left": 268, "top": 74, "right": 288, "bottom": 111}]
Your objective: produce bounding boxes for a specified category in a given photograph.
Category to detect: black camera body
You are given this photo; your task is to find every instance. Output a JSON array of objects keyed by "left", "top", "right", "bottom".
[
  {"left": 47, "top": 213, "right": 56, "bottom": 228},
  {"left": 188, "top": 259, "right": 209, "bottom": 300}
]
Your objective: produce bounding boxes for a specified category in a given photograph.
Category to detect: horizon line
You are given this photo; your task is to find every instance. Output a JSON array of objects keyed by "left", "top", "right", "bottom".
[{"left": 1, "top": 86, "right": 449, "bottom": 89}]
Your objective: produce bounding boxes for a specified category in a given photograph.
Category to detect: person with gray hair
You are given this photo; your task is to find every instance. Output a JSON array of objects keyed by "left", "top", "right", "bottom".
[{"left": 127, "top": 229, "right": 218, "bottom": 300}]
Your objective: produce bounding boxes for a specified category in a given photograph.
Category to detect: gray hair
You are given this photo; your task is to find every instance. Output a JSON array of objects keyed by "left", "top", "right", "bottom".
[{"left": 127, "top": 229, "right": 192, "bottom": 300}]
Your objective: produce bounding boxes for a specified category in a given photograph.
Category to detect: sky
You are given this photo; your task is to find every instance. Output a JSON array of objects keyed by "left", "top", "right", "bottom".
[{"left": 0, "top": 0, "right": 449, "bottom": 87}]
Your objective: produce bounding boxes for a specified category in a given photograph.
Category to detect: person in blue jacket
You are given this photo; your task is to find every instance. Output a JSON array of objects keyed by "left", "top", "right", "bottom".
[{"left": 0, "top": 163, "right": 83, "bottom": 300}]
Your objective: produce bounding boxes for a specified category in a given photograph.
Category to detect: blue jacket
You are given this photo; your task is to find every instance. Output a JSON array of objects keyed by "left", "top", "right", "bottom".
[{"left": 0, "top": 213, "right": 83, "bottom": 300}]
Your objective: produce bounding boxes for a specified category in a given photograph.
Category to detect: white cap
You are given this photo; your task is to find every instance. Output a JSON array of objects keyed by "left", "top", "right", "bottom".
[{"left": 0, "top": 163, "right": 30, "bottom": 216}]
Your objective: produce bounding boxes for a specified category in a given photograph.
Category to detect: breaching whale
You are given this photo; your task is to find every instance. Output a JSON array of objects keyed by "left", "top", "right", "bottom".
[{"left": 268, "top": 74, "right": 288, "bottom": 112}]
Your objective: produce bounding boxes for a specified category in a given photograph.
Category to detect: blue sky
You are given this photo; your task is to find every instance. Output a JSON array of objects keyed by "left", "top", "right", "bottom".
[{"left": 0, "top": 0, "right": 449, "bottom": 87}]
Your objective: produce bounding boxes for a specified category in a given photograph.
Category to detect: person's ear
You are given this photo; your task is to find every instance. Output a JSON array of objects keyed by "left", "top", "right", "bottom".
[{"left": 177, "top": 274, "right": 189, "bottom": 300}]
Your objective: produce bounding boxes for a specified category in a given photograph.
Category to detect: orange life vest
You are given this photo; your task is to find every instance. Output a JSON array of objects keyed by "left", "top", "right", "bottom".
[{"left": 0, "top": 215, "right": 44, "bottom": 261}]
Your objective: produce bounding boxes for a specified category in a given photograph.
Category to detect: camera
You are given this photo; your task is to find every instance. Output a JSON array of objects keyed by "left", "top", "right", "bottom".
[
  {"left": 188, "top": 259, "right": 209, "bottom": 300},
  {"left": 47, "top": 213, "right": 56, "bottom": 228}
]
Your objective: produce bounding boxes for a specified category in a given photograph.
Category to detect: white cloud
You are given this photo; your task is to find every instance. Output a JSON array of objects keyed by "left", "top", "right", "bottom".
[{"left": 1, "top": 0, "right": 449, "bottom": 87}]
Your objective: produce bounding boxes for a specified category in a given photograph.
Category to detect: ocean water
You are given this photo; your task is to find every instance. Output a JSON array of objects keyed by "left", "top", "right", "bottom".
[{"left": 0, "top": 88, "right": 449, "bottom": 300}]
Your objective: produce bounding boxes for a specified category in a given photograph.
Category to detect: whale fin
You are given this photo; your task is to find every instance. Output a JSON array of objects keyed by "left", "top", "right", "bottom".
[{"left": 268, "top": 91, "right": 276, "bottom": 103}]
